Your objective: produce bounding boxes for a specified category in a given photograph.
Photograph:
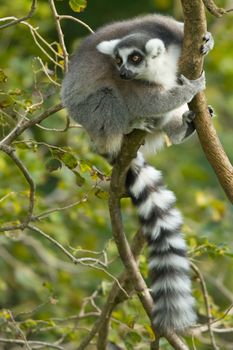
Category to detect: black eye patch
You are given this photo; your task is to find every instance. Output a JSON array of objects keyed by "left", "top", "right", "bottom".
[
  {"left": 128, "top": 51, "right": 144, "bottom": 65},
  {"left": 115, "top": 55, "right": 123, "bottom": 66}
]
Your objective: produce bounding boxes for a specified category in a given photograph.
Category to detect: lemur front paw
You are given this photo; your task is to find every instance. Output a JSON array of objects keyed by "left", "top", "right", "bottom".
[
  {"left": 200, "top": 32, "right": 214, "bottom": 55},
  {"left": 179, "top": 71, "right": 206, "bottom": 97}
]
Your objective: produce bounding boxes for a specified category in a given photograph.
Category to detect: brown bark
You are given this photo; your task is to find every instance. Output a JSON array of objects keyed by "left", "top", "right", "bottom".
[
  {"left": 107, "top": 131, "right": 189, "bottom": 350},
  {"left": 180, "top": 0, "right": 233, "bottom": 203}
]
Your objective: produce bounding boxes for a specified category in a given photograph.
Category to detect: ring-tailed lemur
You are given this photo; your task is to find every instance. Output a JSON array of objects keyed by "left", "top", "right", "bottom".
[{"left": 61, "top": 14, "right": 213, "bottom": 334}]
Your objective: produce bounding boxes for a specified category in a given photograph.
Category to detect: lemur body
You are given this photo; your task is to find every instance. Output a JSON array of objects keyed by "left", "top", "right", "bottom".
[{"left": 61, "top": 14, "right": 213, "bottom": 333}]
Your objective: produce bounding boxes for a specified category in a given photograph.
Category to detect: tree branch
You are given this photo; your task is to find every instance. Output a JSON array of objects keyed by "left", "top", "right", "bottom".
[
  {"left": 108, "top": 131, "right": 189, "bottom": 350},
  {"left": 59, "top": 15, "right": 94, "bottom": 34},
  {"left": 48, "top": 0, "right": 69, "bottom": 72},
  {"left": 202, "top": 0, "right": 230, "bottom": 17},
  {"left": 0, "top": 338, "right": 64, "bottom": 350},
  {"left": 97, "top": 229, "right": 146, "bottom": 350},
  {"left": 180, "top": 0, "right": 233, "bottom": 203},
  {"left": 0, "top": 144, "right": 35, "bottom": 226},
  {"left": 0, "top": 103, "right": 63, "bottom": 146},
  {"left": 0, "top": 0, "right": 37, "bottom": 30},
  {"left": 77, "top": 128, "right": 190, "bottom": 349},
  {"left": 191, "top": 262, "right": 219, "bottom": 350},
  {"left": 78, "top": 229, "right": 146, "bottom": 350}
]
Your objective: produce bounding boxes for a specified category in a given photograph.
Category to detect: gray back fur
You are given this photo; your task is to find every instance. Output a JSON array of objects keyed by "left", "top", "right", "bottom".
[{"left": 61, "top": 14, "right": 184, "bottom": 144}]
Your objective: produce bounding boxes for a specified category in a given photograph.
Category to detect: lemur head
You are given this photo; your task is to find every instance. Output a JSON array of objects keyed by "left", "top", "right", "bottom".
[{"left": 97, "top": 33, "right": 166, "bottom": 80}]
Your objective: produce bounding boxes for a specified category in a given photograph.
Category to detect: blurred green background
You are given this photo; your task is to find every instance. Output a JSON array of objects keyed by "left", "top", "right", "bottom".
[{"left": 0, "top": 0, "right": 233, "bottom": 349}]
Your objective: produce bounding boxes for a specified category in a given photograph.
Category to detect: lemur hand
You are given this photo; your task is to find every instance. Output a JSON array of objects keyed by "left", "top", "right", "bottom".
[{"left": 179, "top": 71, "right": 206, "bottom": 98}]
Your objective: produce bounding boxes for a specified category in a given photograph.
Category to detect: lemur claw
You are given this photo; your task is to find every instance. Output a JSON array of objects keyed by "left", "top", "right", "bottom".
[
  {"left": 200, "top": 32, "right": 214, "bottom": 55},
  {"left": 208, "top": 105, "right": 215, "bottom": 117}
]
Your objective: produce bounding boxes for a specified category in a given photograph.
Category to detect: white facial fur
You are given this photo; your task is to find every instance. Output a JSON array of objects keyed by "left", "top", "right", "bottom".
[
  {"left": 145, "top": 38, "right": 166, "bottom": 57},
  {"left": 140, "top": 38, "right": 181, "bottom": 89},
  {"left": 97, "top": 37, "right": 181, "bottom": 89}
]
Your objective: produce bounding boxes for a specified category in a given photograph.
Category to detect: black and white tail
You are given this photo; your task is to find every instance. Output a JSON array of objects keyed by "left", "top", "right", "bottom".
[{"left": 125, "top": 152, "right": 196, "bottom": 334}]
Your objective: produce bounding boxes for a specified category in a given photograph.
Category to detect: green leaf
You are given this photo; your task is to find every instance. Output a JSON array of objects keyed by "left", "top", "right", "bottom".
[
  {"left": 69, "top": 0, "right": 87, "bottom": 12},
  {"left": 95, "top": 188, "right": 109, "bottom": 200},
  {"left": 21, "top": 319, "right": 38, "bottom": 329},
  {"left": 15, "top": 141, "right": 37, "bottom": 150},
  {"left": 73, "top": 170, "right": 85, "bottom": 186},
  {"left": 80, "top": 160, "right": 92, "bottom": 173},
  {"left": 59, "top": 152, "right": 78, "bottom": 170},
  {"left": 124, "top": 332, "right": 142, "bottom": 349},
  {"left": 8, "top": 88, "right": 22, "bottom": 96},
  {"left": 0, "top": 69, "right": 7, "bottom": 83},
  {"left": 46, "top": 158, "right": 62, "bottom": 172},
  {"left": 143, "top": 324, "right": 155, "bottom": 340}
]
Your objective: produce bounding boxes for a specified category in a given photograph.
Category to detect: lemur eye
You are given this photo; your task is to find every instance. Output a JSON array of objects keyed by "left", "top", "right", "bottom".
[
  {"left": 129, "top": 54, "right": 143, "bottom": 64},
  {"left": 115, "top": 56, "right": 122, "bottom": 65}
]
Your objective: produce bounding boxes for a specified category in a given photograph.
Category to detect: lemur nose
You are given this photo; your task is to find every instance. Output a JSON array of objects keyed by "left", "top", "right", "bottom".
[
  {"left": 120, "top": 67, "right": 134, "bottom": 80},
  {"left": 120, "top": 68, "right": 128, "bottom": 79}
]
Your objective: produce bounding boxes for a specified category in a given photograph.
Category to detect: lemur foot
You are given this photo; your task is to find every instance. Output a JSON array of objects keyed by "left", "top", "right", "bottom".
[
  {"left": 183, "top": 106, "right": 214, "bottom": 124},
  {"left": 200, "top": 32, "right": 214, "bottom": 55},
  {"left": 132, "top": 119, "right": 158, "bottom": 133},
  {"left": 182, "top": 110, "right": 196, "bottom": 139}
]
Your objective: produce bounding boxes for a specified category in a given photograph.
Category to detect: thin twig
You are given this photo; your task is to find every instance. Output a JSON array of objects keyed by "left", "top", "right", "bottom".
[
  {"left": 191, "top": 263, "right": 219, "bottom": 350},
  {"left": 0, "top": 223, "right": 25, "bottom": 233},
  {"left": 77, "top": 277, "right": 127, "bottom": 350},
  {"left": 0, "top": 0, "right": 37, "bottom": 29},
  {"left": 29, "top": 25, "right": 63, "bottom": 68},
  {"left": 0, "top": 144, "right": 35, "bottom": 225},
  {"left": 59, "top": 15, "right": 94, "bottom": 33},
  {"left": 28, "top": 224, "right": 105, "bottom": 267},
  {"left": 192, "top": 303, "right": 233, "bottom": 333},
  {"left": 8, "top": 311, "right": 32, "bottom": 350},
  {"left": 33, "top": 196, "right": 88, "bottom": 220},
  {"left": 0, "top": 338, "right": 64, "bottom": 350},
  {"left": 15, "top": 300, "right": 51, "bottom": 320},
  {"left": 202, "top": 0, "right": 228, "bottom": 17},
  {"left": 51, "top": 312, "right": 100, "bottom": 323},
  {"left": 80, "top": 229, "right": 145, "bottom": 350},
  {"left": 0, "top": 103, "right": 63, "bottom": 146},
  {"left": 49, "top": 0, "right": 69, "bottom": 72},
  {"left": 0, "top": 18, "right": 63, "bottom": 67},
  {"left": 27, "top": 224, "right": 128, "bottom": 294},
  {"left": 36, "top": 57, "right": 61, "bottom": 86}
]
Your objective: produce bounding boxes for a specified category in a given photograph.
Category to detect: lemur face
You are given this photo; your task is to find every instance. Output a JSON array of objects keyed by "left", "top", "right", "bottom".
[
  {"left": 113, "top": 47, "right": 146, "bottom": 80},
  {"left": 97, "top": 37, "right": 166, "bottom": 81}
]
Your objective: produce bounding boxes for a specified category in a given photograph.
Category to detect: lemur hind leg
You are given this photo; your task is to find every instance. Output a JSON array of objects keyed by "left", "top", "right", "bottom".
[{"left": 181, "top": 105, "right": 215, "bottom": 141}]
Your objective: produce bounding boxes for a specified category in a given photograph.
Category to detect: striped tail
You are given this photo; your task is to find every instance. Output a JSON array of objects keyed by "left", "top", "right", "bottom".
[{"left": 125, "top": 152, "right": 196, "bottom": 334}]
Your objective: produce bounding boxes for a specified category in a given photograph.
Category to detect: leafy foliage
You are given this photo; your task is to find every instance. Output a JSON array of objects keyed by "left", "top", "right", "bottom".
[
  {"left": 0, "top": 0, "right": 233, "bottom": 349},
  {"left": 69, "top": 0, "right": 87, "bottom": 13}
]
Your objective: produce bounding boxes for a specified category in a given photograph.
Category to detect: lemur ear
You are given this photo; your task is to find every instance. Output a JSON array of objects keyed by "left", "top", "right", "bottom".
[
  {"left": 145, "top": 38, "right": 165, "bottom": 57},
  {"left": 96, "top": 39, "right": 120, "bottom": 56}
]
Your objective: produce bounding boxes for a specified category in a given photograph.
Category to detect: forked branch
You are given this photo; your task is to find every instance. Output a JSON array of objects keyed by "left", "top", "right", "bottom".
[
  {"left": 108, "top": 130, "right": 189, "bottom": 350},
  {"left": 0, "top": 0, "right": 37, "bottom": 30}
]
